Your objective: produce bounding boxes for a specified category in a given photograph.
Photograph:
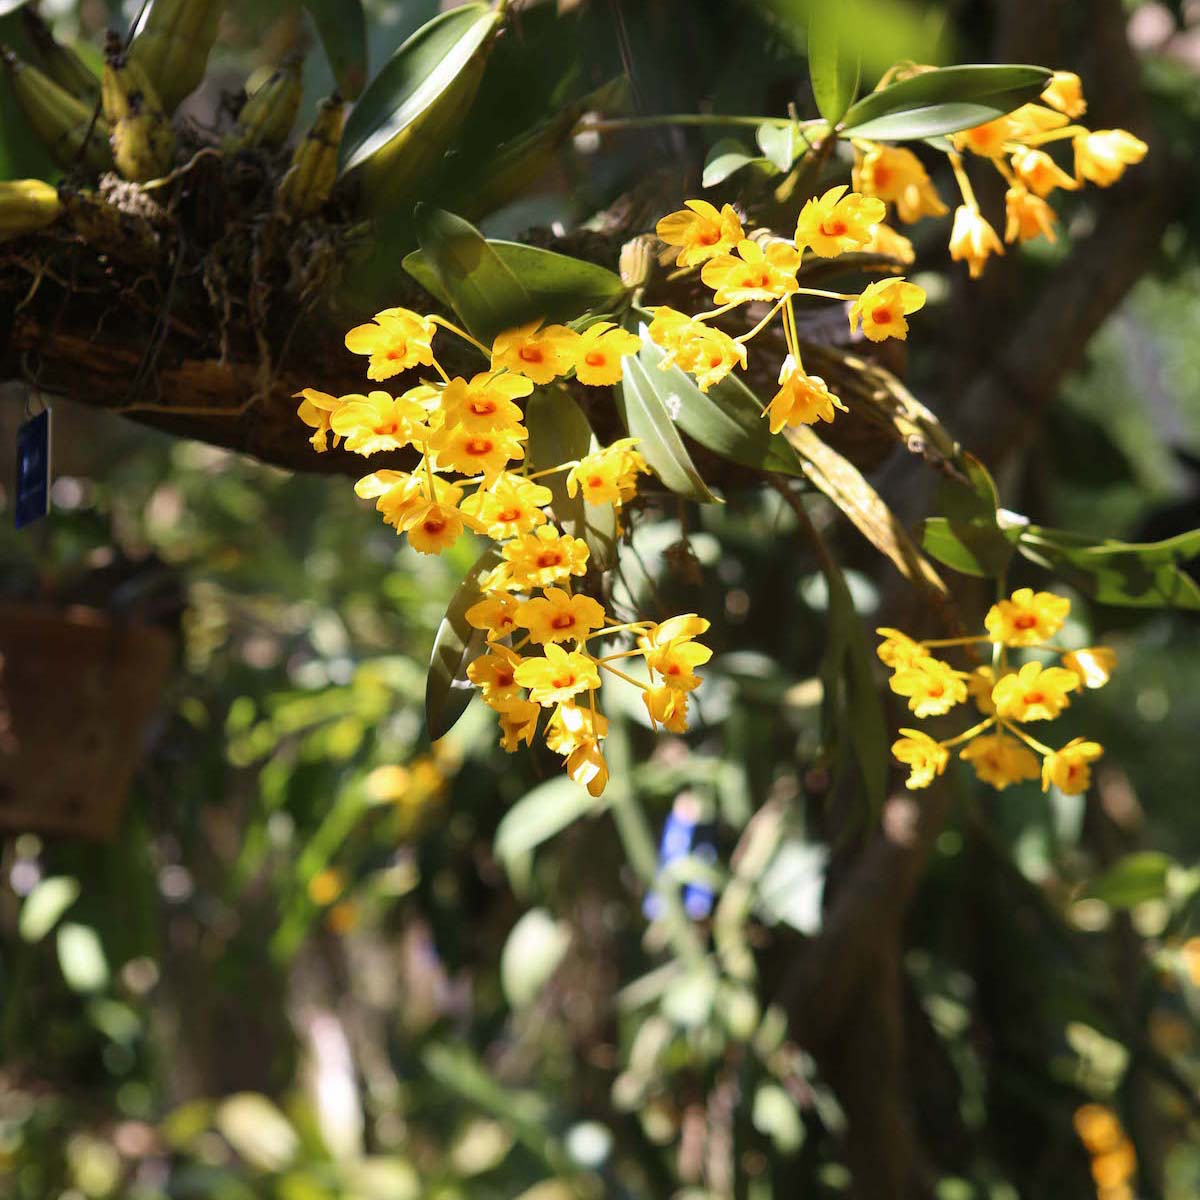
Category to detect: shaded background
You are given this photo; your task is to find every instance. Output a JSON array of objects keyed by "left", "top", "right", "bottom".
[{"left": 2, "top": 1, "right": 1200, "bottom": 1197}]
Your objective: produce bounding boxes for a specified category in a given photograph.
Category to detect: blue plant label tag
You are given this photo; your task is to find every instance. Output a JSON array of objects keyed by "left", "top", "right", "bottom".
[{"left": 15, "top": 407, "right": 51, "bottom": 529}]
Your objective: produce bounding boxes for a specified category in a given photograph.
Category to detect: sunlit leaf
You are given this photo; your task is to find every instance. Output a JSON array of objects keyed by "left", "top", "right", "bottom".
[
  {"left": 840, "top": 64, "right": 1052, "bottom": 140},
  {"left": 18, "top": 875, "right": 80, "bottom": 943},
  {"left": 807, "top": 0, "right": 861, "bottom": 124},
  {"left": 635, "top": 331, "right": 806, "bottom": 478},
  {"left": 215, "top": 1093, "right": 300, "bottom": 1172},
  {"left": 618, "top": 353, "right": 721, "bottom": 504},
  {"left": 702, "top": 137, "right": 773, "bottom": 187},
  {"left": 56, "top": 923, "right": 108, "bottom": 993},
  {"left": 756, "top": 120, "right": 804, "bottom": 172},
  {"left": 339, "top": 4, "right": 500, "bottom": 206},
  {"left": 494, "top": 776, "right": 599, "bottom": 870},
  {"left": 501, "top": 908, "right": 571, "bottom": 1008},
  {"left": 426, "top": 545, "right": 500, "bottom": 740}
]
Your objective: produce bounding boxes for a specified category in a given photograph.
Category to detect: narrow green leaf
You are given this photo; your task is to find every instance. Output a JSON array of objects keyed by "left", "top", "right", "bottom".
[
  {"left": 339, "top": 3, "right": 499, "bottom": 205},
  {"left": 405, "top": 209, "right": 625, "bottom": 344},
  {"left": 524, "top": 388, "right": 618, "bottom": 571},
  {"left": 634, "top": 332, "right": 805, "bottom": 478},
  {"left": 840, "top": 63, "right": 1051, "bottom": 140},
  {"left": 808, "top": 0, "right": 861, "bottom": 125},
  {"left": 302, "top": 0, "right": 368, "bottom": 98},
  {"left": 19, "top": 876, "right": 80, "bottom": 943},
  {"left": 1086, "top": 852, "right": 1171, "bottom": 910},
  {"left": 426, "top": 545, "right": 501, "bottom": 740},
  {"left": 618, "top": 354, "right": 720, "bottom": 504},
  {"left": 920, "top": 518, "right": 992, "bottom": 577},
  {"left": 1017, "top": 527, "right": 1200, "bottom": 610}
]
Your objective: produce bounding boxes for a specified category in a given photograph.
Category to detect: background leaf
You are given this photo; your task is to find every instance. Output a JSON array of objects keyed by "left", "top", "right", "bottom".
[
  {"left": 302, "top": 0, "right": 368, "bottom": 99},
  {"left": 807, "top": 0, "right": 861, "bottom": 124},
  {"left": 839, "top": 63, "right": 1052, "bottom": 140}
]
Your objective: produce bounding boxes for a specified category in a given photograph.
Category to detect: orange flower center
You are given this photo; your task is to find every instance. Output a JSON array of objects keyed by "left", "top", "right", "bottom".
[
  {"left": 551, "top": 672, "right": 577, "bottom": 690},
  {"left": 519, "top": 346, "right": 544, "bottom": 363},
  {"left": 870, "top": 306, "right": 894, "bottom": 326},
  {"left": 587, "top": 475, "right": 605, "bottom": 489},
  {"left": 496, "top": 507, "right": 522, "bottom": 523},
  {"left": 697, "top": 228, "right": 720, "bottom": 245},
  {"left": 584, "top": 351, "right": 606, "bottom": 367},
  {"left": 465, "top": 437, "right": 494, "bottom": 456},
  {"left": 376, "top": 422, "right": 400, "bottom": 435},
  {"left": 469, "top": 398, "right": 497, "bottom": 416},
  {"left": 551, "top": 614, "right": 576, "bottom": 630},
  {"left": 535, "top": 551, "right": 563, "bottom": 569},
  {"left": 422, "top": 516, "right": 446, "bottom": 535},
  {"left": 874, "top": 166, "right": 892, "bottom": 187},
  {"left": 820, "top": 218, "right": 848, "bottom": 237},
  {"left": 1013, "top": 613, "right": 1038, "bottom": 630},
  {"left": 386, "top": 347, "right": 406, "bottom": 360}
]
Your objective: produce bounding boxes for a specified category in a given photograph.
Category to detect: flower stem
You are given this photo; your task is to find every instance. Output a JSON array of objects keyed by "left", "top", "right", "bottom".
[{"left": 430, "top": 315, "right": 491, "bottom": 358}]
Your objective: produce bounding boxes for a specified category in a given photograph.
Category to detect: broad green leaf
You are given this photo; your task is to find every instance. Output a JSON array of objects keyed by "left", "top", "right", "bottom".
[
  {"left": 807, "top": 0, "right": 861, "bottom": 125},
  {"left": 756, "top": 121, "right": 803, "bottom": 172},
  {"left": 618, "top": 353, "right": 720, "bottom": 503},
  {"left": 825, "top": 558, "right": 888, "bottom": 811},
  {"left": 634, "top": 332, "right": 806, "bottom": 478},
  {"left": 19, "top": 875, "right": 80, "bottom": 942},
  {"left": 702, "top": 138, "right": 773, "bottom": 187},
  {"left": 426, "top": 545, "right": 501, "bottom": 740},
  {"left": 840, "top": 64, "right": 1052, "bottom": 140},
  {"left": 303, "top": 0, "right": 368, "bottom": 99},
  {"left": 405, "top": 209, "right": 626, "bottom": 344},
  {"left": 56, "top": 923, "right": 108, "bottom": 993},
  {"left": 494, "top": 776, "right": 599, "bottom": 871},
  {"left": 524, "top": 388, "right": 618, "bottom": 571},
  {"left": 1085, "top": 852, "right": 1171, "bottom": 910},
  {"left": 501, "top": 908, "right": 571, "bottom": 1008},
  {"left": 1017, "top": 526, "right": 1200, "bottom": 610},
  {"left": 339, "top": 4, "right": 499, "bottom": 204},
  {"left": 921, "top": 454, "right": 1019, "bottom": 578}
]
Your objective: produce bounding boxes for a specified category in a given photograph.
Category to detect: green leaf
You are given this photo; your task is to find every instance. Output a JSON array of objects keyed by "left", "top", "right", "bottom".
[
  {"left": 1086, "top": 852, "right": 1171, "bottom": 910},
  {"left": 702, "top": 138, "right": 773, "bottom": 187},
  {"left": 215, "top": 1094, "right": 300, "bottom": 1173},
  {"left": 756, "top": 121, "right": 804, "bottom": 172},
  {"left": 752, "top": 1082, "right": 806, "bottom": 1154},
  {"left": 618, "top": 353, "right": 720, "bottom": 504},
  {"left": 825, "top": 558, "right": 888, "bottom": 811},
  {"left": 921, "top": 454, "right": 1019, "bottom": 578},
  {"left": 807, "top": 0, "right": 861, "bottom": 125},
  {"left": 0, "top": 1, "right": 34, "bottom": 15},
  {"left": 524, "top": 388, "right": 618, "bottom": 571},
  {"left": 634, "top": 331, "right": 805, "bottom": 478},
  {"left": 56, "top": 923, "right": 108, "bottom": 993},
  {"left": 405, "top": 208, "right": 626, "bottom": 344},
  {"left": 339, "top": 4, "right": 499, "bottom": 204},
  {"left": 494, "top": 776, "right": 599, "bottom": 869},
  {"left": 1017, "top": 527, "right": 1200, "bottom": 610},
  {"left": 840, "top": 64, "right": 1052, "bottom": 140},
  {"left": 19, "top": 875, "right": 80, "bottom": 943},
  {"left": 500, "top": 908, "right": 571, "bottom": 1008},
  {"left": 302, "top": 0, "right": 368, "bottom": 99},
  {"left": 426, "top": 545, "right": 501, "bottom": 740}
]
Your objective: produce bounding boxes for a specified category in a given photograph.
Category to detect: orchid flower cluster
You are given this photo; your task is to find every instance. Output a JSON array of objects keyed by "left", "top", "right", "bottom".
[
  {"left": 295, "top": 307, "right": 712, "bottom": 796},
  {"left": 649, "top": 188, "right": 925, "bottom": 435},
  {"left": 853, "top": 68, "right": 1146, "bottom": 277},
  {"left": 879, "top": 589, "right": 1116, "bottom": 795}
]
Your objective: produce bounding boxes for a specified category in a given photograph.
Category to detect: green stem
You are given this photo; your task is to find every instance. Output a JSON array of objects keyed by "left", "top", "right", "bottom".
[{"left": 578, "top": 114, "right": 827, "bottom": 133}]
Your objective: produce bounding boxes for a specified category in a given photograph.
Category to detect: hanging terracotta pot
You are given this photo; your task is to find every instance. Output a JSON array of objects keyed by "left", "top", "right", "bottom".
[{"left": 0, "top": 602, "right": 174, "bottom": 840}]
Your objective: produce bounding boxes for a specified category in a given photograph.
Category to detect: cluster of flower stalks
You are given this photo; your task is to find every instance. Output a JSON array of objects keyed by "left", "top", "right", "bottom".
[
  {"left": 880, "top": 589, "right": 1116, "bottom": 794},
  {"left": 295, "top": 310, "right": 711, "bottom": 797}
]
